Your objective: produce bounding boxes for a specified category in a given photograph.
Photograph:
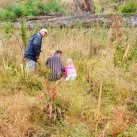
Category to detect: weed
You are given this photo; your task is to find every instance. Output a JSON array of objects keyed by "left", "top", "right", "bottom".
[
  {"left": 43, "top": 80, "right": 67, "bottom": 121},
  {"left": 119, "top": 1, "right": 137, "bottom": 13}
]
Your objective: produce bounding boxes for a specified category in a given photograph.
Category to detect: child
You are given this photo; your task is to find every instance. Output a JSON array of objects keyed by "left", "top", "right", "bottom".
[
  {"left": 48, "top": 50, "right": 55, "bottom": 58},
  {"left": 65, "top": 58, "right": 77, "bottom": 81}
]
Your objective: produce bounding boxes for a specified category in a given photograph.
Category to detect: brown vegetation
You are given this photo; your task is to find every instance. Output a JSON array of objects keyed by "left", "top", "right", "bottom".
[{"left": 0, "top": 16, "right": 137, "bottom": 136}]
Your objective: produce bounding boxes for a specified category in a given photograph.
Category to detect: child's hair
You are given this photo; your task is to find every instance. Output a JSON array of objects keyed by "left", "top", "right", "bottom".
[
  {"left": 67, "top": 58, "right": 73, "bottom": 65},
  {"left": 49, "top": 50, "right": 55, "bottom": 56}
]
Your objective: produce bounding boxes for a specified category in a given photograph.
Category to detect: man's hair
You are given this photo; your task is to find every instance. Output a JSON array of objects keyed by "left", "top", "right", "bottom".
[
  {"left": 55, "top": 50, "right": 62, "bottom": 54},
  {"left": 40, "top": 28, "right": 48, "bottom": 34}
]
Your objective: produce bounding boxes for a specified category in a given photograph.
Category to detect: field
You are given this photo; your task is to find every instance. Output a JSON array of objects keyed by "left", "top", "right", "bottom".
[
  {"left": 0, "top": 0, "right": 136, "bottom": 19},
  {"left": 0, "top": 15, "right": 137, "bottom": 136}
]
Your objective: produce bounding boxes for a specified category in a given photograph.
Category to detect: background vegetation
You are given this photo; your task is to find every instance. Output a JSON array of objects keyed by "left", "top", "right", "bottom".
[
  {"left": 119, "top": 1, "right": 137, "bottom": 13},
  {"left": 0, "top": 0, "right": 65, "bottom": 20},
  {"left": 0, "top": 0, "right": 137, "bottom": 20},
  {"left": 0, "top": 17, "right": 137, "bottom": 136},
  {"left": 0, "top": 0, "right": 137, "bottom": 137}
]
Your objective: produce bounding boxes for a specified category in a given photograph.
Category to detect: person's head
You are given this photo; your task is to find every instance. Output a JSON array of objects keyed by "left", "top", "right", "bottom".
[
  {"left": 49, "top": 50, "right": 55, "bottom": 57},
  {"left": 55, "top": 50, "right": 62, "bottom": 56},
  {"left": 40, "top": 28, "right": 48, "bottom": 37},
  {"left": 67, "top": 58, "right": 73, "bottom": 65}
]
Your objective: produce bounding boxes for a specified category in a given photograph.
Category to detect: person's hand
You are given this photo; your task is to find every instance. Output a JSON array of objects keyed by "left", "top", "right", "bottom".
[
  {"left": 37, "top": 60, "right": 40, "bottom": 66},
  {"left": 36, "top": 56, "right": 39, "bottom": 60}
]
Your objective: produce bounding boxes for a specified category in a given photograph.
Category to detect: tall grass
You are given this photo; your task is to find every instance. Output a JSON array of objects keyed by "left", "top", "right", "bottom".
[
  {"left": 0, "top": 0, "right": 14, "bottom": 8},
  {"left": 0, "top": 21, "right": 137, "bottom": 136}
]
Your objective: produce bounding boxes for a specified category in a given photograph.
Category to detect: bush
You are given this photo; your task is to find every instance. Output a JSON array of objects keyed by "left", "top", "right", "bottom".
[
  {"left": 107, "top": 0, "right": 123, "bottom": 3},
  {"left": 44, "top": 0, "right": 64, "bottom": 13},
  {"left": 0, "top": 0, "right": 65, "bottom": 20},
  {"left": 12, "top": 6, "right": 24, "bottom": 17},
  {"left": 0, "top": 10, "right": 16, "bottom": 20},
  {"left": 119, "top": 1, "right": 137, "bottom": 13},
  {"left": 16, "top": 64, "right": 43, "bottom": 91}
]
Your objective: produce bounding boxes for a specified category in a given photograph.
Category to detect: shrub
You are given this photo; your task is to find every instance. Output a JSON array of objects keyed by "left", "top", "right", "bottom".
[
  {"left": 113, "top": 43, "right": 126, "bottom": 67},
  {"left": 113, "top": 37, "right": 137, "bottom": 70},
  {"left": 0, "top": 0, "right": 65, "bottom": 20},
  {"left": 43, "top": 80, "right": 68, "bottom": 122},
  {"left": 12, "top": 6, "right": 24, "bottom": 17},
  {"left": 38, "top": 65, "right": 51, "bottom": 79},
  {"left": 18, "top": 74, "right": 43, "bottom": 91},
  {"left": 107, "top": 0, "right": 123, "bottom": 3},
  {"left": 0, "top": 10, "right": 16, "bottom": 20},
  {"left": 44, "top": 0, "right": 65, "bottom": 13},
  {"left": 119, "top": 1, "right": 137, "bottom": 13}
]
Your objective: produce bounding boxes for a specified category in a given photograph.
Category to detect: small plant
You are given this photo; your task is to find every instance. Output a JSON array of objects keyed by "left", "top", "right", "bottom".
[
  {"left": 16, "top": 64, "right": 43, "bottom": 91},
  {"left": 108, "top": 106, "right": 132, "bottom": 137},
  {"left": 0, "top": 0, "right": 65, "bottom": 19},
  {"left": 43, "top": 80, "right": 66, "bottom": 121},
  {"left": 44, "top": 0, "right": 65, "bottom": 13},
  {"left": 38, "top": 64, "right": 51, "bottom": 79}
]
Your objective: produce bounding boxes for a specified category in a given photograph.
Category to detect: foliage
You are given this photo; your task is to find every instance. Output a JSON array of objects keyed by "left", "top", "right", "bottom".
[
  {"left": 119, "top": 1, "right": 137, "bottom": 13},
  {"left": 38, "top": 64, "right": 51, "bottom": 79},
  {"left": 43, "top": 80, "right": 67, "bottom": 121},
  {"left": 71, "top": 123, "right": 91, "bottom": 137},
  {"left": 107, "top": 0, "right": 124, "bottom": 3},
  {"left": 113, "top": 37, "right": 137, "bottom": 70},
  {"left": 0, "top": 63, "right": 43, "bottom": 92},
  {"left": 0, "top": 26, "right": 137, "bottom": 136},
  {"left": 16, "top": 64, "right": 43, "bottom": 91},
  {"left": 113, "top": 42, "right": 126, "bottom": 67},
  {"left": 0, "top": 0, "right": 65, "bottom": 20}
]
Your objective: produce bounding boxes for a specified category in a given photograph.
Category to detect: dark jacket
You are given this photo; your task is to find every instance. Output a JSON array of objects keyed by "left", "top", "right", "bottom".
[
  {"left": 24, "top": 33, "right": 42, "bottom": 62},
  {"left": 46, "top": 54, "right": 65, "bottom": 81}
]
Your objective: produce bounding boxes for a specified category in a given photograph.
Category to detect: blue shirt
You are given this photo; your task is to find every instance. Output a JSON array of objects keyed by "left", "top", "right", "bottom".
[{"left": 24, "top": 33, "right": 42, "bottom": 62}]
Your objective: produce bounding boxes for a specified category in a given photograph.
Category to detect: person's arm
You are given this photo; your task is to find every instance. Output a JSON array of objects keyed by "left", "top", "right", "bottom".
[
  {"left": 33, "top": 34, "right": 42, "bottom": 60},
  {"left": 45, "top": 57, "right": 50, "bottom": 66}
]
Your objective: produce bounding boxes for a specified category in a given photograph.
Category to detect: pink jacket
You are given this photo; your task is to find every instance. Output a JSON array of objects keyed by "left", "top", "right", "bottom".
[{"left": 65, "top": 64, "right": 77, "bottom": 77}]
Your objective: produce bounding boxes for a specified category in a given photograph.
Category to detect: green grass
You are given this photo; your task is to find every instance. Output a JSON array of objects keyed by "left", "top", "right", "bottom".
[{"left": 0, "top": 0, "right": 65, "bottom": 20}]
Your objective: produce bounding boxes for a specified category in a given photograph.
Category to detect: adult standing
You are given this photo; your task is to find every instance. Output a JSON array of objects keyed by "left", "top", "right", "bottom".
[
  {"left": 24, "top": 28, "right": 48, "bottom": 72},
  {"left": 46, "top": 50, "right": 65, "bottom": 81}
]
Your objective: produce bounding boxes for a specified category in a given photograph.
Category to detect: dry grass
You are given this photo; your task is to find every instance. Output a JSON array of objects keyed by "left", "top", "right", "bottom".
[
  {"left": 0, "top": 94, "right": 36, "bottom": 137},
  {"left": 0, "top": 0, "right": 15, "bottom": 8},
  {"left": 0, "top": 21, "right": 137, "bottom": 136},
  {"left": 0, "top": 0, "right": 137, "bottom": 136}
]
